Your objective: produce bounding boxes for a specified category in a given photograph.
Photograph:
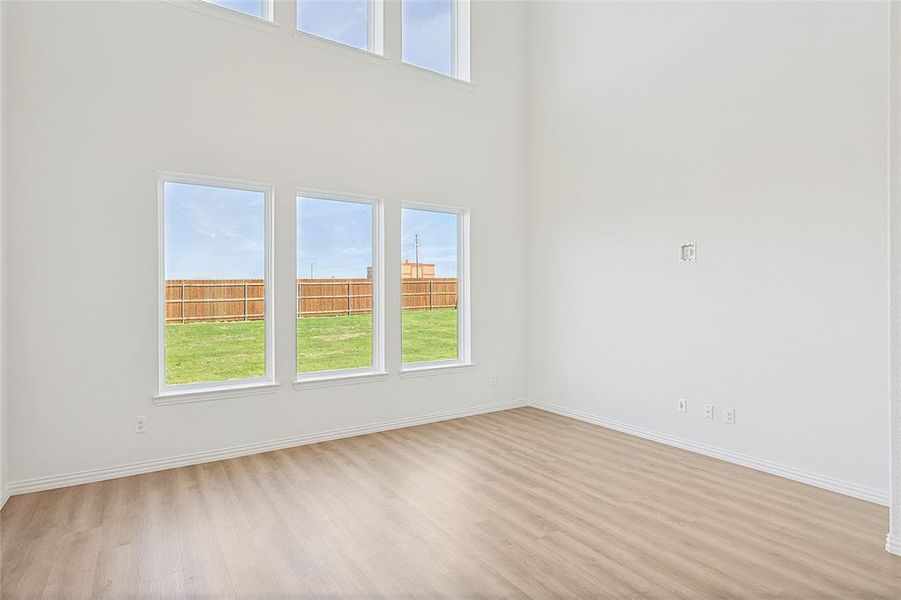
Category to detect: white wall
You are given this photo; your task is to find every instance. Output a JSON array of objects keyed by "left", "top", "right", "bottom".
[
  {"left": 5, "top": 0, "right": 527, "bottom": 485},
  {"left": 0, "top": 0, "right": 7, "bottom": 506},
  {"left": 4, "top": 0, "right": 896, "bottom": 521},
  {"left": 889, "top": 0, "right": 901, "bottom": 555},
  {"left": 526, "top": 1, "right": 891, "bottom": 499}
]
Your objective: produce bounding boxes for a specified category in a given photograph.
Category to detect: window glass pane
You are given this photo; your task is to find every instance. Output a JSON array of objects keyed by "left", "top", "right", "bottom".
[
  {"left": 402, "top": 0, "right": 453, "bottom": 76},
  {"left": 298, "top": 0, "right": 370, "bottom": 51},
  {"left": 401, "top": 208, "right": 458, "bottom": 364},
  {"left": 203, "top": 0, "right": 265, "bottom": 19},
  {"left": 297, "top": 196, "right": 374, "bottom": 374},
  {"left": 164, "top": 182, "right": 266, "bottom": 386}
]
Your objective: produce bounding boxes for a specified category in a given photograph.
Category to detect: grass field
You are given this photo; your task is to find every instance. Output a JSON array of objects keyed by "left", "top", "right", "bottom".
[{"left": 165, "top": 309, "right": 458, "bottom": 385}]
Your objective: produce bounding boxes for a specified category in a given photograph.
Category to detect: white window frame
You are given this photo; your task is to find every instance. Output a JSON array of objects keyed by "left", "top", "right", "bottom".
[
  {"left": 155, "top": 172, "right": 277, "bottom": 405},
  {"left": 401, "top": 0, "right": 471, "bottom": 82},
  {"left": 399, "top": 202, "right": 472, "bottom": 374},
  {"left": 296, "top": 0, "right": 385, "bottom": 57},
  {"left": 294, "top": 189, "right": 386, "bottom": 388}
]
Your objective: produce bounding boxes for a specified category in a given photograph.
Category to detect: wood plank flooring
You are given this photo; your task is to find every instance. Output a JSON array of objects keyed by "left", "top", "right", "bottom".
[{"left": 2, "top": 407, "right": 899, "bottom": 598}]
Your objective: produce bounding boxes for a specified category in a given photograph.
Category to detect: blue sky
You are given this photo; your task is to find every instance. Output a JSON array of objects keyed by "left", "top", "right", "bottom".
[
  {"left": 402, "top": 207, "right": 458, "bottom": 278},
  {"left": 296, "top": 201, "right": 458, "bottom": 279},
  {"left": 208, "top": 0, "right": 453, "bottom": 76},
  {"left": 165, "top": 182, "right": 265, "bottom": 279},
  {"left": 298, "top": 0, "right": 369, "bottom": 50},
  {"left": 402, "top": 0, "right": 453, "bottom": 76},
  {"left": 166, "top": 184, "right": 457, "bottom": 280},
  {"left": 298, "top": 197, "right": 372, "bottom": 278}
]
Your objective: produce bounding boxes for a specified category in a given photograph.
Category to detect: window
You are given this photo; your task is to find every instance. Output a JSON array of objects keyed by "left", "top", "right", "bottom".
[
  {"left": 298, "top": 0, "right": 384, "bottom": 54},
  {"left": 297, "top": 193, "right": 384, "bottom": 380},
  {"left": 202, "top": 0, "right": 271, "bottom": 21},
  {"left": 402, "top": 0, "right": 470, "bottom": 80},
  {"left": 401, "top": 205, "right": 470, "bottom": 369},
  {"left": 159, "top": 176, "right": 274, "bottom": 397}
]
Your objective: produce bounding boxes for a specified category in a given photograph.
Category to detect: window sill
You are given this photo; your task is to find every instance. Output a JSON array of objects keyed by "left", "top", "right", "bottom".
[
  {"left": 154, "top": 381, "right": 280, "bottom": 406},
  {"left": 294, "top": 31, "right": 388, "bottom": 64},
  {"left": 399, "top": 62, "right": 474, "bottom": 91},
  {"left": 294, "top": 370, "right": 389, "bottom": 390},
  {"left": 399, "top": 362, "right": 475, "bottom": 378}
]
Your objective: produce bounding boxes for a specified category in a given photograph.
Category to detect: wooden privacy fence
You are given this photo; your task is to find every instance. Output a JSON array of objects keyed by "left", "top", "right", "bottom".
[
  {"left": 165, "top": 278, "right": 458, "bottom": 324},
  {"left": 166, "top": 279, "right": 265, "bottom": 324}
]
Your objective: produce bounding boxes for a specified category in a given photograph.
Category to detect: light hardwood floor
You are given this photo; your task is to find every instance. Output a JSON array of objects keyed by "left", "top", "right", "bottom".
[{"left": 2, "top": 407, "right": 899, "bottom": 599}]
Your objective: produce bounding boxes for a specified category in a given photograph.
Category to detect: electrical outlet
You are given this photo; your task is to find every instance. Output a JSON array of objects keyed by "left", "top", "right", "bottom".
[
  {"left": 677, "top": 398, "right": 687, "bottom": 413},
  {"left": 724, "top": 407, "right": 735, "bottom": 425},
  {"left": 704, "top": 403, "right": 714, "bottom": 420},
  {"left": 134, "top": 416, "right": 147, "bottom": 434},
  {"left": 489, "top": 374, "right": 497, "bottom": 386}
]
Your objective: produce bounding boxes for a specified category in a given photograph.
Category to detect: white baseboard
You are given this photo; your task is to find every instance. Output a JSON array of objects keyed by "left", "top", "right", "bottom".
[
  {"left": 529, "top": 399, "right": 890, "bottom": 507},
  {"left": 6, "top": 398, "right": 892, "bottom": 513},
  {"left": 7, "top": 399, "right": 527, "bottom": 496},
  {"left": 886, "top": 534, "right": 901, "bottom": 556}
]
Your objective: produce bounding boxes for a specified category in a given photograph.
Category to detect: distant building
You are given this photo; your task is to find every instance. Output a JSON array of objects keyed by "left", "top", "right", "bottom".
[
  {"left": 367, "top": 261, "right": 436, "bottom": 279},
  {"left": 400, "top": 261, "right": 436, "bottom": 278}
]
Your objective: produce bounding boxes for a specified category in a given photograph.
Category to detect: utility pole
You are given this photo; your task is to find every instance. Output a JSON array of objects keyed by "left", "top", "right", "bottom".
[
  {"left": 414, "top": 234, "right": 421, "bottom": 278},
  {"left": 310, "top": 257, "right": 315, "bottom": 279}
]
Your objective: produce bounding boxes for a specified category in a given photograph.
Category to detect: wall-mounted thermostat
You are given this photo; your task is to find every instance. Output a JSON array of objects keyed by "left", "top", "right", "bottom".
[{"left": 680, "top": 242, "right": 697, "bottom": 262}]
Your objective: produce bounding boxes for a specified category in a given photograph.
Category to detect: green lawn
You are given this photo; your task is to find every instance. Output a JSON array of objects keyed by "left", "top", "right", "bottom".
[
  {"left": 165, "top": 309, "right": 458, "bottom": 385},
  {"left": 165, "top": 319, "right": 266, "bottom": 385},
  {"left": 297, "top": 313, "right": 372, "bottom": 374},
  {"left": 401, "top": 309, "right": 458, "bottom": 364}
]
